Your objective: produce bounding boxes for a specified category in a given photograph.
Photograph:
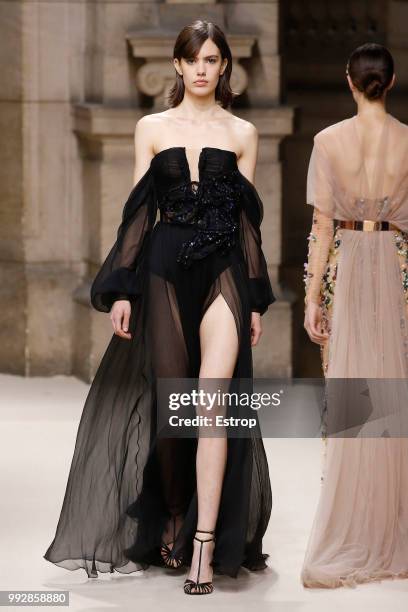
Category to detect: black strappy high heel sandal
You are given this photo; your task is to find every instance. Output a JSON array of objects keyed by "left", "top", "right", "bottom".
[
  {"left": 183, "top": 529, "right": 215, "bottom": 595},
  {"left": 160, "top": 514, "right": 184, "bottom": 569}
]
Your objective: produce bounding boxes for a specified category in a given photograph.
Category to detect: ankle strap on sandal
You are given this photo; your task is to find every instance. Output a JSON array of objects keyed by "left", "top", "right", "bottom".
[{"left": 194, "top": 529, "right": 215, "bottom": 543}]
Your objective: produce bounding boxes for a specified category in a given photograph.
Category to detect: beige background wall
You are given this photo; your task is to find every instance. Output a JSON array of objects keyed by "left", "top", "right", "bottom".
[
  {"left": 2, "top": 1, "right": 406, "bottom": 382},
  {"left": 1, "top": 0, "right": 295, "bottom": 382}
]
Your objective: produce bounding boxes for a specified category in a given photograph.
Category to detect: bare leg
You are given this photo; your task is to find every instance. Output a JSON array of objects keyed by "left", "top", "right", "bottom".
[{"left": 186, "top": 293, "right": 239, "bottom": 590}]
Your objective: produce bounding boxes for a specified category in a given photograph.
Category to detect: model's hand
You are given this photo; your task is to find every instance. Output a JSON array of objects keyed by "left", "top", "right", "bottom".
[
  {"left": 251, "top": 312, "right": 262, "bottom": 347},
  {"left": 110, "top": 300, "right": 132, "bottom": 340},
  {"left": 304, "top": 302, "right": 329, "bottom": 345}
]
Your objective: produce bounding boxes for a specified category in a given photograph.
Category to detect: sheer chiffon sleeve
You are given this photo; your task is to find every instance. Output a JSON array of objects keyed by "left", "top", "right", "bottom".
[
  {"left": 304, "top": 135, "right": 335, "bottom": 307},
  {"left": 303, "top": 208, "right": 334, "bottom": 307},
  {"left": 307, "top": 136, "right": 336, "bottom": 218},
  {"left": 238, "top": 172, "right": 276, "bottom": 315},
  {"left": 90, "top": 167, "right": 157, "bottom": 313}
]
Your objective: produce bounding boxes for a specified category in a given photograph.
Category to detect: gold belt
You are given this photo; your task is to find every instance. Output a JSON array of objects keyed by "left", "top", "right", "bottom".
[{"left": 334, "top": 219, "right": 399, "bottom": 232}]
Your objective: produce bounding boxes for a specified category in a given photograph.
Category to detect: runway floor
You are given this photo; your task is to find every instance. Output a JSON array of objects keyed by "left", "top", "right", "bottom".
[{"left": 0, "top": 373, "right": 407, "bottom": 612}]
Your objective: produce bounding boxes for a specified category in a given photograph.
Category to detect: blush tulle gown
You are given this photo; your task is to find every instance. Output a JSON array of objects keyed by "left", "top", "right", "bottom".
[{"left": 302, "top": 113, "right": 408, "bottom": 588}]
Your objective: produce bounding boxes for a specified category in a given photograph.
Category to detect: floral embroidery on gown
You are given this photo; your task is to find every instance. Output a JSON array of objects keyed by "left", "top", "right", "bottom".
[
  {"left": 43, "top": 146, "right": 275, "bottom": 579},
  {"left": 302, "top": 113, "right": 408, "bottom": 588}
]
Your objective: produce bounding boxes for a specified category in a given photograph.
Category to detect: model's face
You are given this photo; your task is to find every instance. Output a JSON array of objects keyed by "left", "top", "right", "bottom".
[{"left": 174, "top": 38, "right": 228, "bottom": 96}]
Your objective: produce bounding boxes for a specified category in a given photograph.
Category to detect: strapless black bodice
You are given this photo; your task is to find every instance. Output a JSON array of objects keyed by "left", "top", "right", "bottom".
[
  {"left": 90, "top": 145, "right": 275, "bottom": 315},
  {"left": 151, "top": 147, "right": 243, "bottom": 268}
]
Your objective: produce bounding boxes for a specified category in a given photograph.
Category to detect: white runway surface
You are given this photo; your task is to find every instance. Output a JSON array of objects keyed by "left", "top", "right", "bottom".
[{"left": 1, "top": 373, "right": 407, "bottom": 611}]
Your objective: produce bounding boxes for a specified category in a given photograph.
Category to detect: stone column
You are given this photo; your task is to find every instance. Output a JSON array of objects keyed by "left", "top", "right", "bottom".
[
  {"left": 0, "top": 0, "right": 85, "bottom": 376},
  {"left": 238, "top": 109, "right": 294, "bottom": 377},
  {"left": 71, "top": 105, "right": 145, "bottom": 381}
]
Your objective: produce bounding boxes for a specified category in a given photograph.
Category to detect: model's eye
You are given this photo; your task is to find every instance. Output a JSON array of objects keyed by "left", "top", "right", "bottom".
[
  {"left": 186, "top": 58, "right": 196, "bottom": 64},
  {"left": 208, "top": 58, "right": 217, "bottom": 64}
]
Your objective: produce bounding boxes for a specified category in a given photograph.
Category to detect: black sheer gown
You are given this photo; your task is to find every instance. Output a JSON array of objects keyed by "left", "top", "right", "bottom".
[{"left": 44, "top": 146, "right": 275, "bottom": 579}]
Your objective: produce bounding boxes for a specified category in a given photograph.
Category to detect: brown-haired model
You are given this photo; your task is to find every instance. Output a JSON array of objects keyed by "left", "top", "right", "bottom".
[
  {"left": 44, "top": 20, "right": 275, "bottom": 596},
  {"left": 302, "top": 42, "right": 408, "bottom": 588}
]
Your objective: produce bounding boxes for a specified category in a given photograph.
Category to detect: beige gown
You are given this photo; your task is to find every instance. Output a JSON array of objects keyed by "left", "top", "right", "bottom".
[{"left": 301, "top": 112, "right": 408, "bottom": 588}]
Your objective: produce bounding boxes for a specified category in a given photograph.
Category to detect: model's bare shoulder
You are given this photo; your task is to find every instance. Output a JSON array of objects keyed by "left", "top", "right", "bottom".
[
  {"left": 134, "top": 113, "right": 170, "bottom": 158},
  {"left": 143, "top": 110, "right": 179, "bottom": 126},
  {"left": 133, "top": 115, "right": 161, "bottom": 181},
  {"left": 230, "top": 117, "right": 258, "bottom": 158},
  {"left": 134, "top": 114, "right": 155, "bottom": 144},
  {"left": 134, "top": 113, "right": 165, "bottom": 134},
  {"left": 232, "top": 116, "right": 258, "bottom": 138},
  {"left": 232, "top": 118, "right": 258, "bottom": 181}
]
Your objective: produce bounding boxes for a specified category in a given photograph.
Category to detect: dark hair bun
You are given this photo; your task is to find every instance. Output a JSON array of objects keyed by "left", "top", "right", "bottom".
[
  {"left": 362, "top": 74, "right": 385, "bottom": 100},
  {"left": 347, "top": 43, "right": 394, "bottom": 101}
]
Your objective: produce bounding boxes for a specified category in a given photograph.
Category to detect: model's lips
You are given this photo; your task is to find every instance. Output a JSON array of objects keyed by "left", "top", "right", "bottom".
[{"left": 194, "top": 80, "right": 208, "bottom": 84}]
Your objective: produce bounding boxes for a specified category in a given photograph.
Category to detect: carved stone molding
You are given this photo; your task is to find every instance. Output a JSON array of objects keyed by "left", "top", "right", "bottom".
[
  {"left": 127, "top": 32, "right": 256, "bottom": 109},
  {"left": 136, "top": 60, "right": 248, "bottom": 110},
  {"left": 127, "top": 32, "right": 256, "bottom": 60},
  {"left": 166, "top": 0, "right": 217, "bottom": 4}
]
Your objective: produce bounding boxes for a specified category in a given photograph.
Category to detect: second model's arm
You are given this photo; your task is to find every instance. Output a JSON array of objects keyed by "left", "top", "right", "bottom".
[
  {"left": 303, "top": 135, "right": 335, "bottom": 345},
  {"left": 304, "top": 207, "right": 334, "bottom": 308},
  {"left": 303, "top": 208, "right": 333, "bottom": 345}
]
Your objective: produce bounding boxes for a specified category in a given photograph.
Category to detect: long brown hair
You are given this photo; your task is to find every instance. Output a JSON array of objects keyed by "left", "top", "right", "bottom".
[{"left": 167, "top": 20, "right": 236, "bottom": 108}]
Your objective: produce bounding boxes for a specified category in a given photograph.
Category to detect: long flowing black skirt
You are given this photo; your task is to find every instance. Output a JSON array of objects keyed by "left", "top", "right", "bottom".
[{"left": 44, "top": 220, "right": 272, "bottom": 579}]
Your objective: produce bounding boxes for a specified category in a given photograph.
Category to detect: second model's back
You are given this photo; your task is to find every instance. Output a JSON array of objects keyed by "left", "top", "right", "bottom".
[{"left": 308, "top": 113, "right": 408, "bottom": 232}]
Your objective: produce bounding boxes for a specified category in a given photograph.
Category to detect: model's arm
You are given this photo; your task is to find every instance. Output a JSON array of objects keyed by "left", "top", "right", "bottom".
[
  {"left": 238, "top": 122, "right": 270, "bottom": 346},
  {"left": 236, "top": 121, "right": 258, "bottom": 184},
  {"left": 303, "top": 207, "right": 333, "bottom": 345},
  {"left": 303, "top": 135, "right": 335, "bottom": 345},
  {"left": 133, "top": 115, "right": 156, "bottom": 185},
  {"left": 108, "top": 116, "right": 157, "bottom": 338}
]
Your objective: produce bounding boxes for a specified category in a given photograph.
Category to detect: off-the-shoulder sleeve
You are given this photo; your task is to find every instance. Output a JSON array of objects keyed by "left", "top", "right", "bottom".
[
  {"left": 238, "top": 172, "right": 276, "bottom": 316},
  {"left": 90, "top": 166, "right": 157, "bottom": 313},
  {"left": 307, "top": 137, "right": 335, "bottom": 218}
]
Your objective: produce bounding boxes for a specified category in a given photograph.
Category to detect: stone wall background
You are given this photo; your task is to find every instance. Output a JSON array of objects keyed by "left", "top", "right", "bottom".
[
  {"left": 3, "top": 1, "right": 406, "bottom": 381},
  {"left": 0, "top": 0, "right": 294, "bottom": 381}
]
